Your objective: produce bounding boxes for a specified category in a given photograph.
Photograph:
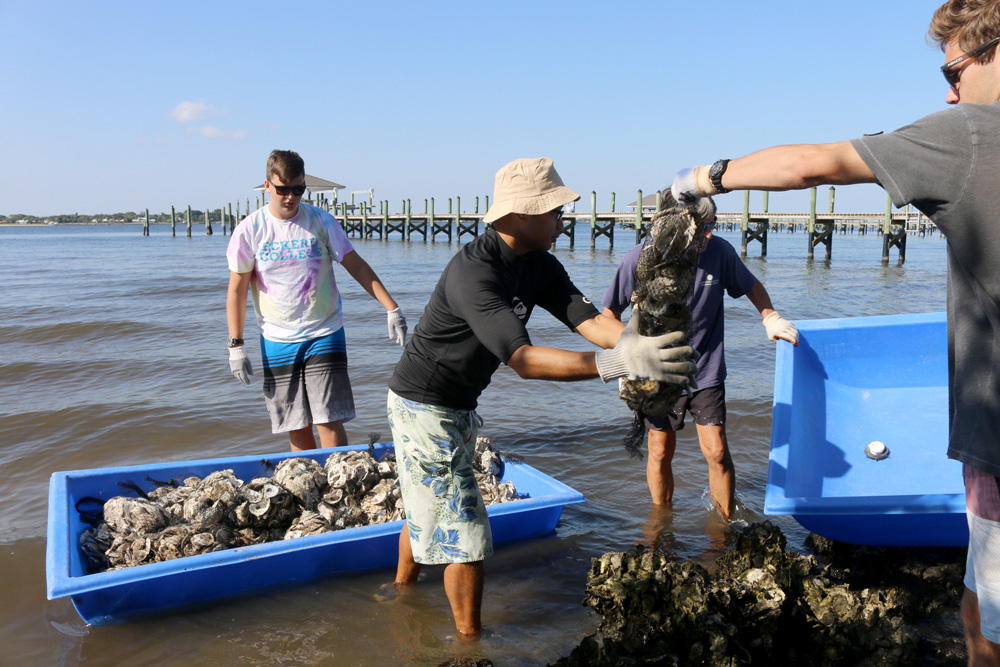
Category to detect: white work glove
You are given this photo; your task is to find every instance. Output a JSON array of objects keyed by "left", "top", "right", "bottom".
[
  {"left": 763, "top": 311, "right": 799, "bottom": 345},
  {"left": 229, "top": 346, "right": 253, "bottom": 385},
  {"left": 595, "top": 318, "right": 698, "bottom": 384},
  {"left": 670, "top": 165, "right": 713, "bottom": 202},
  {"left": 387, "top": 308, "right": 407, "bottom": 346}
]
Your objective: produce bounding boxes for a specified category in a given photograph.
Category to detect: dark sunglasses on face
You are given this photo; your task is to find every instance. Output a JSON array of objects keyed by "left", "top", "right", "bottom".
[
  {"left": 554, "top": 208, "right": 564, "bottom": 222},
  {"left": 941, "top": 35, "right": 1000, "bottom": 87},
  {"left": 272, "top": 183, "right": 307, "bottom": 197}
]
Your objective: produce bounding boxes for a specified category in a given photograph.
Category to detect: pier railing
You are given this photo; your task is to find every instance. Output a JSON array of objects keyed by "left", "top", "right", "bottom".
[
  {"left": 328, "top": 187, "right": 931, "bottom": 264},
  {"left": 139, "top": 186, "right": 933, "bottom": 264}
]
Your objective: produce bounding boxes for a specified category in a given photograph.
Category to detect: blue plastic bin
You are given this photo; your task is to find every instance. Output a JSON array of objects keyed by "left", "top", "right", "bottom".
[
  {"left": 764, "top": 312, "right": 968, "bottom": 546},
  {"left": 46, "top": 443, "right": 584, "bottom": 624}
]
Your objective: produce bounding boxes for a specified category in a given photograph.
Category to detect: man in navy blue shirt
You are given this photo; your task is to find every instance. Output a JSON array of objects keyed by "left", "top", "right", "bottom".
[{"left": 603, "top": 196, "right": 797, "bottom": 520}]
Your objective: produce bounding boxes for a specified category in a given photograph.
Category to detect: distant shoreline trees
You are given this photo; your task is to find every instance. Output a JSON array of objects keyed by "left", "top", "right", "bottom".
[{"left": 1, "top": 209, "right": 231, "bottom": 225}]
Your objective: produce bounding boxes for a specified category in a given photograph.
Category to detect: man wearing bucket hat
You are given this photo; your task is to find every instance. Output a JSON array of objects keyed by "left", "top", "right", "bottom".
[
  {"left": 671, "top": 1, "right": 1000, "bottom": 659},
  {"left": 385, "top": 157, "right": 699, "bottom": 638}
]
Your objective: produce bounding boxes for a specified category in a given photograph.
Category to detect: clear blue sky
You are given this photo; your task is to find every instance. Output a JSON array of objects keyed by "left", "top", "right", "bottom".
[{"left": 1, "top": 0, "right": 951, "bottom": 217}]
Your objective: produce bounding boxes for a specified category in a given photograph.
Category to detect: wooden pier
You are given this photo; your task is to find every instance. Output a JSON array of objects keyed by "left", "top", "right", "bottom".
[
  {"left": 330, "top": 187, "right": 932, "bottom": 264},
  {"left": 142, "top": 186, "right": 934, "bottom": 264}
]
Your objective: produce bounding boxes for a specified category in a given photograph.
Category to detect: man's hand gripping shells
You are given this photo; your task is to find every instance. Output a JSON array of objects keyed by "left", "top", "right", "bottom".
[{"left": 594, "top": 318, "right": 699, "bottom": 385}]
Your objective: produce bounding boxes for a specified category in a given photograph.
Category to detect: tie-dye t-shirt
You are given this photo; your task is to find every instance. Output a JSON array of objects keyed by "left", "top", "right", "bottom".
[{"left": 227, "top": 204, "right": 355, "bottom": 343}]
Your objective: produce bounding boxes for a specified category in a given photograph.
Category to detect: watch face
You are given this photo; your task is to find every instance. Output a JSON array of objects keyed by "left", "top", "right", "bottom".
[{"left": 710, "top": 160, "right": 729, "bottom": 192}]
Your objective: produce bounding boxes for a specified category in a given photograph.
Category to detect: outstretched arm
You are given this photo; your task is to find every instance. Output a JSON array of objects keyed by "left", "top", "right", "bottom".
[
  {"left": 507, "top": 318, "right": 697, "bottom": 384},
  {"left": 674, "top": 141, "right": 878, "bottom": 199},
  {"left": 504, "top": 312, "right": 628, "bottom": 378},
  {"left": 574, "top": 312, "right": 626, "bottom": 349},
  {"left": 340, "top": 250, "right": 399, "bottom": 311},
  {"left": 507, "top": 345, "right": 601, "bottom": 381},
  {"left": 723, "top": 141, "right": 878, "bottom": 191}
]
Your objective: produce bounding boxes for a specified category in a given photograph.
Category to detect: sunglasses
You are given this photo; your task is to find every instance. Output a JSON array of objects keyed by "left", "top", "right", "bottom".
[
  {"left": 271, "top": 182, "right": 307, "bottom": 197},
  {"left": 941, "top": 35, "right": 1000, "bottom": 87}
]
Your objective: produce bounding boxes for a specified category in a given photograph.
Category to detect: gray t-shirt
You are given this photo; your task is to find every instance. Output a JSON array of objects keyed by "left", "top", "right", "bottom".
[{"left": 853, "top": 102, "right": 1000, "bottom": 476}]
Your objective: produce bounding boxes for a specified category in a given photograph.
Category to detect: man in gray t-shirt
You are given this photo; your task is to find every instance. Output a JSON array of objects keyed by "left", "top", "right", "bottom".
[{"left": 670, "top": 1, "right": 1000, "bottom": 660}]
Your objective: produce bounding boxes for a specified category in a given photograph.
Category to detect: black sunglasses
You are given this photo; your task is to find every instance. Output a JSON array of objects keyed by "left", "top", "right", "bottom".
[
  {"left": 272, "top": 182, "right": 307, "bottom": 197},
  {"left": 941, "top": 36, "right": 1000, "bottom": 88}
]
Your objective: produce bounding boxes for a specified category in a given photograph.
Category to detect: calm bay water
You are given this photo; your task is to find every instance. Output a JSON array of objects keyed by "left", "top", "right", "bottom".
[{"left": 0, "top": 222, "right": 948, "bottom": 666}]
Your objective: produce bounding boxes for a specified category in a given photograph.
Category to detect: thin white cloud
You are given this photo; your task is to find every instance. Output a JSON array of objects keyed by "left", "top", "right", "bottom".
[
  {"left": 262, "top": 123, "right": 281, "bottom": 132},
  {"left": 190, "top": 125, "right": 248, "bottom": 141},
  {"left": 171, "top": 100, "right": 217, "bottom": 123}
]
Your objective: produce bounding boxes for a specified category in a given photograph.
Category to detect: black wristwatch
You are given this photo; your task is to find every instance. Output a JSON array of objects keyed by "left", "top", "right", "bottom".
[
  {"left": 226, "top": 337, "right": 244, "bottom": 348},
  {"left": 709, "top": 159, "right": 731, "bottom": 194}
]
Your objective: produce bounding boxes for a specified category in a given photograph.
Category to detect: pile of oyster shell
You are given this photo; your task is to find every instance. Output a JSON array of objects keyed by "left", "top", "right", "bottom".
[
  {"left": 80, "top": 436, "right": 518, "bottom": 573},
  {"left": 619, "top": 190, "right": 708, "bottom": 422},
  {"left": 553, "top": 522, "right": 967, "bottom": 666}
]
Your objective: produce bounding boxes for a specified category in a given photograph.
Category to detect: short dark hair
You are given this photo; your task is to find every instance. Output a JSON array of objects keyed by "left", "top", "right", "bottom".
[
  {"left": 266, "top": 150, "right": 305, "bottom": 183},
  {"left": 929, "top": 0, "right": 1000, "bottom": 64}
]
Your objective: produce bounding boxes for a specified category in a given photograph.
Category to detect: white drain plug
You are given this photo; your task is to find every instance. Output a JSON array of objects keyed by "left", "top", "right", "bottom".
[{"left": 865, "top": 441, "right": 889, "bottom": 460}]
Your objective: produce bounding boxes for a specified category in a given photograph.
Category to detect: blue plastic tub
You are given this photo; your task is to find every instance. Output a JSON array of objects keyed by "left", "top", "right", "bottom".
[
  {"left": 46, "top": 443, "right": 584, "bottom": 624},
  {"left": 764, "top": 312, "right": 968, "bottom": 546}
]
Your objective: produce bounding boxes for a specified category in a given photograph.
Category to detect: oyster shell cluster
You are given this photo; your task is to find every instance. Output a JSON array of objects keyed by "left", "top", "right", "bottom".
[
  {"left": 553, "top": 522, "right": 967, "bottom": 666},
  {"left": 619, "top": 192, "right": 708, "bottom": 422},
  {"left": 80, "top": 436, "right": 518, "bottom": 573}
]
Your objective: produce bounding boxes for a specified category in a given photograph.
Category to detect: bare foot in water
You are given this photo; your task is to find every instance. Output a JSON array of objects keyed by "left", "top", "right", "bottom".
[
  {"left": 453, "top": 627, "right": 483, "bottom": 644},
  {"left": 373, "top": 580, "right": 414, "bottom": 602}
]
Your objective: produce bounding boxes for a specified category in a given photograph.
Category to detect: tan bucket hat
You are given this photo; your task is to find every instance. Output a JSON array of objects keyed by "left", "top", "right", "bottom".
[{"left": 482, "top": 157, "right": 580, "bottom": 224}]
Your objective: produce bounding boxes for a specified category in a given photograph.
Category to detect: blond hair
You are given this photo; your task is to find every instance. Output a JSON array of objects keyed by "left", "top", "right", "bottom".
[{"left": 929, "top": 0, "right": 1000, "bottom": 63}]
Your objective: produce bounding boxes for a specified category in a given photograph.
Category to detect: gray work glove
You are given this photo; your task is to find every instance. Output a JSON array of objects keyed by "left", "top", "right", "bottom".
[
  {"left": 595, "top": 318, "right": 698, "bottom": 384},
  {"left": 387, "top": 308, "right": 407, "bottom": 346},
  {"left": 763, "top": 311, "right": 799, "bottom": 345},
  {"left": 229, "top": 346, "right": 253, "bottom": 385}
]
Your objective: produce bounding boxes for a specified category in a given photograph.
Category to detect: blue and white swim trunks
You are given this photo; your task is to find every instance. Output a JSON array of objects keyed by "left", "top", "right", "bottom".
[{"left": 260, "top": 329, "right": 355, "bottom": 433}]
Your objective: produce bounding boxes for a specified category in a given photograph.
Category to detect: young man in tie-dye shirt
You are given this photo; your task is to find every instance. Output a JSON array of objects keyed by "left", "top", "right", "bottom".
[{"left": 226, "top": 149, "right": 407, "bottom": 451}]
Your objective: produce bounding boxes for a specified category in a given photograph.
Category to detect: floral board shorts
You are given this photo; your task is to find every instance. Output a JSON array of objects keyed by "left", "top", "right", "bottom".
[{"left": 386, "top": 389, "right": 492, "bottom": 565}]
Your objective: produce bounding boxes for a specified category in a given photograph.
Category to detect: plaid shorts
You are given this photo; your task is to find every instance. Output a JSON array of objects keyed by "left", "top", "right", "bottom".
[
  {"left": 260, "top": 330, "right": 356, "bottom": 433},
  {"left": 386, "top": 389, "right": 492, "bottom": 565}
]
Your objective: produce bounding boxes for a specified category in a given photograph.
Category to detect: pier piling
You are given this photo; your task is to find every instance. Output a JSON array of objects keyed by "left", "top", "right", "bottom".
[
  {"left": 882, "top": 194, "right": 907, "bottom": 264},
  {"left": 741, "top": 192, "right": 768, "bottom": 257}
]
